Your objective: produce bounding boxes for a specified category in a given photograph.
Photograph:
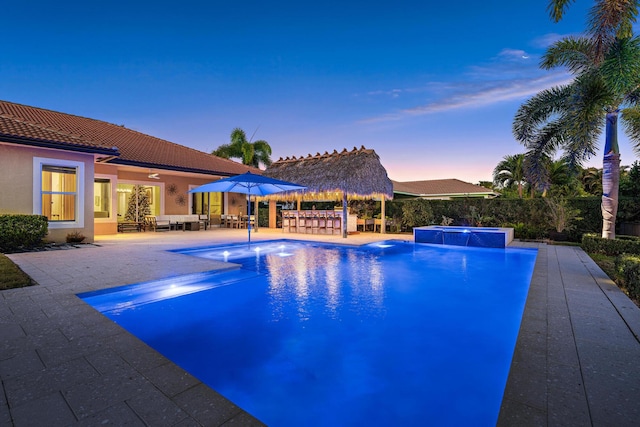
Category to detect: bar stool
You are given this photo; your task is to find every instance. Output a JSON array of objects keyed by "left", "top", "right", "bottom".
[
  {"left": 304, "top": 212, "right": 314, "bottom": 234},
  {"left": 333, "top": 215, "right": 342, "bottom": 235},
  {"left": 317, "top": 211, "right": 327, "bottom": 234},
  {"left": 310, "top": 211, "right": 319, "bottom": 234},
  {"left": 326, "top": 212, "right": 334, "bottom": 234}
]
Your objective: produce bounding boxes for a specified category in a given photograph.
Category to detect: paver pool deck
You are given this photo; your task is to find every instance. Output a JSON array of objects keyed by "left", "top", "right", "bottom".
[{"left": 1, "top": 229, "right": 639, "bottom": 426}]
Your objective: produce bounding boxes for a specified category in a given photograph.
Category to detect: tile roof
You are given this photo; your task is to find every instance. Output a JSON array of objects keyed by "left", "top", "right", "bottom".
[
  {"left": 0, "top": 100, "right": 257, "bottom": 176},
  {"left": 392, "top": 179, "right": 496, "bottom": 197}
]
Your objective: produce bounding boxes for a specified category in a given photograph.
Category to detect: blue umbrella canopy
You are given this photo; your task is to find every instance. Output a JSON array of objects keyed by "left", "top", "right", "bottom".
[
  {"left": 188, "top": 172, "right": 306, "bottom": 247},
  {"left": 188, "top": 172, "right": 307, "bottom": 196}
]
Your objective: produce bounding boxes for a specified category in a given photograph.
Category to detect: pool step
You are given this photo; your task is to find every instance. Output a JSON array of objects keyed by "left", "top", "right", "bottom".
[{"left": 79, "top": 269, "right": 260, "bottom": 313}]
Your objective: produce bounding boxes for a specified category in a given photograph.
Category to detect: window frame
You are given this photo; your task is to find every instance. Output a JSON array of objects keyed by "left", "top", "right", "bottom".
[
  {"left": 33, "top": 157, "right": 85, "bottom": 229},
  {"left": 94, "top": 174, "right": 117, "bottom": 222}
]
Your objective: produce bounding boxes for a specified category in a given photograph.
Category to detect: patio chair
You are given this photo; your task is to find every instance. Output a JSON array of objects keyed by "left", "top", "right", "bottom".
[{"left": 149, "top": 216, "right": 171, "bottom": 232}]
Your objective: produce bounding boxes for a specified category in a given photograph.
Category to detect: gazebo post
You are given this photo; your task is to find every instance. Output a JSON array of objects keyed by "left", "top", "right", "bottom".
[
  {"left": 381, "top": 194, "right": 386, "bottom": 234},
  {"left": 269, "top": 199, "right": 277, "bottom": 229},
  {"left": 342, "top": 192, "right": 348, "bottom": 238}
]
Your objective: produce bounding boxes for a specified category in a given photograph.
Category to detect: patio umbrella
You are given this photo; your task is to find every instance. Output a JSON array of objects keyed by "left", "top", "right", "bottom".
[{"left": 188, "top": 172, "right": 306, "bottom": 247}]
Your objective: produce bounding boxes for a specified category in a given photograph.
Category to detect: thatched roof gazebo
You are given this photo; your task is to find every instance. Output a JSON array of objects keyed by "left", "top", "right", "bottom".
[{"left": 263, "top": 146, "right": 393, "bottom": 237}]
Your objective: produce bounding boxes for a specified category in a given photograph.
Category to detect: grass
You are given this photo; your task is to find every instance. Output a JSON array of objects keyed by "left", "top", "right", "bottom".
[
  {"left": 588, "top": 252, "right": 617, "bottom": 279},
  {"left": 0, "top": 253, "right": 34, "bottom": 290}
]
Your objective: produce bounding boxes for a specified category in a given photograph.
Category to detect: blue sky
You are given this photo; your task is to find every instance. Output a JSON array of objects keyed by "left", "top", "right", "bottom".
[{"left": 3, "top": 1, "right": 638, "bottom": 183}]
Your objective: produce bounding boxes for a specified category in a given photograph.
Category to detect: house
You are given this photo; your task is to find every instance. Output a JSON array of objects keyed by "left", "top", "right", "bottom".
[
  {"left": 392, "top": 179, "right": 498, "bottom": 200},
  {"left": 0, "top": 100, "right": 258, "bottom": 242}
]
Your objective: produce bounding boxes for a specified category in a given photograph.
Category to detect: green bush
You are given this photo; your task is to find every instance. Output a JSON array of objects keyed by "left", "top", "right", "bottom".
[
  {"left": 615, "top": 254, "right": 640, "bottom": 301},
  {"left": 581, "top": 233, "right": 640, "bottom": 256},
  {"left": 401, "top": 199, "right": 433, "bottom": 228},
  {"left": 0, "top": 215, "right": 48, "bottom": 253},
  {"left": 385, "top": 196, "right": 640, "bottom": 241}
]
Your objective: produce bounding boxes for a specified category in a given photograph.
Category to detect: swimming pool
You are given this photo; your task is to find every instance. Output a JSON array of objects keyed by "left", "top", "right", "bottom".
[{"left": 80, "top": 240, "right": 537, "bottom": 426}]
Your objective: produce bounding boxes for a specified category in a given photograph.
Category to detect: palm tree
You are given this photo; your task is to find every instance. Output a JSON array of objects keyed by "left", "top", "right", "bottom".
[
  {"left": 493, "top": 154, "right": 528, "bottom": 198},
  {"left": 548, "top": 0, "right": 638, "bottom": 61},
  {"left": 579, "top": 167, "right": 604, "bottom": 195},
  {"left": 212, "top": 128, "right": 273, "bottom": 169},
  {"left": 513, "top": 33, "right": 640, "bottom": 238}
]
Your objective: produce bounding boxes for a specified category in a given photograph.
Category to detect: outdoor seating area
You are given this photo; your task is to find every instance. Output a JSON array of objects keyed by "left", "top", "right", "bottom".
[
  {"left": 136, "top": 215, "right": 209, "bottom": 232},
  {"left": 282, "top": 210, "right": 349, "bottom": 235},
  {"left": 220, "top": 214, "right": 255, "bottom": 229}
]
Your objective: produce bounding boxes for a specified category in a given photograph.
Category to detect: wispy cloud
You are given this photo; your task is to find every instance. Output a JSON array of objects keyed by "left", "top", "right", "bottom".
[
  {"left": 358, "top": 34, "right": 575, "bottom": 125},
  {"left": 531, "top": 32, "right": 578, "bottom": 48},
  {"left": 359, "top": 72, "right": 572, "bottom": 124}
]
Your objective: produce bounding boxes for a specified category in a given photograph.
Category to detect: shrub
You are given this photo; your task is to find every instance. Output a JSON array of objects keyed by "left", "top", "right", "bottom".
[
  {"left": 402, "top": 199, "right": 433, "bottom": 228},
  {"left": 545, "top": 196, "right": 582, "bottom": 233},
  {"left": 615, "top": 254, "right": 640, "bottom": 301},
  {"left": 581, "top": 233, "right": 640, "bottom": 256},
  {"left": 0, "top": 215, "right": 48, "bottom": 253},
  {"left": 66, "top": 231, "right": 86, "bottom": 243}
]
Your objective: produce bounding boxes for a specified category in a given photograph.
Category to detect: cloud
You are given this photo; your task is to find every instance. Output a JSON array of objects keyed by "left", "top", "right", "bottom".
[
  {"left": 358, "top": 72, "right": 573, "bottom": 124},
  {"left": 497, "top": 48, "right": 529, "bottom": 60},
  {"left": 531, "top": 32, "right": 579, "bottom": 48},
  {"left": 357, "top": 35, "right": 580, "bottom": 125}
]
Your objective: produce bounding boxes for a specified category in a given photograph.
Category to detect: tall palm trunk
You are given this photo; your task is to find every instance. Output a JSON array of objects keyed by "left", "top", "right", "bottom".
[{"left": 601, "top": 111, "right": 621, "bottom": 239}]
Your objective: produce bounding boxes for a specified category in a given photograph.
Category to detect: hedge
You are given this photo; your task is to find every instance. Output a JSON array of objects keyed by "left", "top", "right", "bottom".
[
  {"left": 255, "top": 196, "right": 640, "bottom": 241},
  {"left": 615, "top": 254, "right": 640, "bottom": 301},
  {"left": 0, "top": 215, "right": 48, "bottom": 253},
  {"left": 581, "top": 233, "right": 640, "bottom": 256}
]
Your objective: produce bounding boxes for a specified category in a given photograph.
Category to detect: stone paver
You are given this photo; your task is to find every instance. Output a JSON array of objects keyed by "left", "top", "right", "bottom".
[
  {"left": 498, "top": 244, "right": 640, "bottom": 427},
  {"left": 1, "top": 229, "right": 639, "bottom": 425}
]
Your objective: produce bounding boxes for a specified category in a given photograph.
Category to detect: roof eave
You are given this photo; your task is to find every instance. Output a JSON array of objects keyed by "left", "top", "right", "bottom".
[
  {"left": 1, "top": 134, "right": 119, "bottom": 156},
  {"left": 106, "top": 158, "right": 250, "bottom": 177}
]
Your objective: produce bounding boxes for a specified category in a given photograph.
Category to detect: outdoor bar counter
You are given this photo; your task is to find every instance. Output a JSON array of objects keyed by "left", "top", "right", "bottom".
[{"left": 282, "top": 210, "right": 357, "bottom": 234}]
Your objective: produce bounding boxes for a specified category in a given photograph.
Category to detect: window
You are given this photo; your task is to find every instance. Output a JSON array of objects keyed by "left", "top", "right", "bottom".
[
  {"left": 94, "top": 178, "right": 111, "bottom": 219},
  {"left": 33, "top": 157, "right": 84, "bottom": 228},
  {"left": 42, "top": 165, "right": 77, "bottom": 221}
]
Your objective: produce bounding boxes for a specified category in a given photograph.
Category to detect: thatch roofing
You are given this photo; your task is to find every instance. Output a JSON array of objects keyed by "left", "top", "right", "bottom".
[{"left": 263, "top": 146, "right": 393, "bottom": 200}]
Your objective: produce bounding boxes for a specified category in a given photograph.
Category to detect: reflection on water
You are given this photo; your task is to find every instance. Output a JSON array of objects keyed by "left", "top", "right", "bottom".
[{"left": 266, "top": 246, "right": 386, "bottom": 321}]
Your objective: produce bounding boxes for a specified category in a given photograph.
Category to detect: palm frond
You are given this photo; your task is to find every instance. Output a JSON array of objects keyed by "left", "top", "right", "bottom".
[
  {"left": 621, "top": 107, "right": 640, "bottom": 154},
  {"left": 513, "top": 85, "right": 573, "bottom": 143},
  {"left": 589, "top": 0, "right": 638, "bottom": 40},
  {"left": 547, "top": 0, "right": 576, "bottom": 23},
  {"left": 524, "top": 151, "right": 551, "bottom": 192},
  {"left": 541, "top": 37, "right": 596, "bottom": 73},
  {"left": 211, "top": 144, "right": 236, "bottom": 159},
  {"left": 600, "top": 37, "right": 640, "bottom": 96}
]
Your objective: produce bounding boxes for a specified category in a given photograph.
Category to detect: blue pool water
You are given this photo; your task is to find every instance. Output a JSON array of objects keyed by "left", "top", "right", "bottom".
[{"left": 80, "top": 240, "right": 537, "bottom": 426}]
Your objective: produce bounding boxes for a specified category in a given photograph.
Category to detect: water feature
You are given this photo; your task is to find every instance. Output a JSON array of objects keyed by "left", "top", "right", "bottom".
[{"left": 414, "top": 225, "right": 514, "bottom": 248}]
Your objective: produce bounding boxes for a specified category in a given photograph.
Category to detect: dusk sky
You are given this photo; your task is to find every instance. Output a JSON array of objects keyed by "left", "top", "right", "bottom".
[{"left": 3, "top": 1, "right": 639, "bottom": 183}]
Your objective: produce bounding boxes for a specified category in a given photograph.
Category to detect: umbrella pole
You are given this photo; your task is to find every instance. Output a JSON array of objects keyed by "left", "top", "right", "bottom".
[{"left": 247, "top": 195, "right": 251, "bottom": 248}]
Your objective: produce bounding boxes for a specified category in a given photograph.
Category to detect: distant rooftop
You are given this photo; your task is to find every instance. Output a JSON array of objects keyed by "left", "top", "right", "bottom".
[{"left": 392, "top": 178, "right": 498, "bottom": 199}]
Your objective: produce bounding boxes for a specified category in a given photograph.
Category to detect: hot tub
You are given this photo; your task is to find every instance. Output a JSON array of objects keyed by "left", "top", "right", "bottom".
[{"left": 414, "top": 225, "right": 514, "bottom": 248}]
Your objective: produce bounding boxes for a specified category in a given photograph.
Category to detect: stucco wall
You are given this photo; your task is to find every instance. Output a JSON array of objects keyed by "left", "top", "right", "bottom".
[
  {"left": 0, "top": 144, "right": 36, "bottom": 214},
  {"left": 0, "top": 143, "right": 96, "bottom": 243}
]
